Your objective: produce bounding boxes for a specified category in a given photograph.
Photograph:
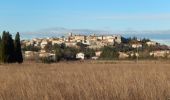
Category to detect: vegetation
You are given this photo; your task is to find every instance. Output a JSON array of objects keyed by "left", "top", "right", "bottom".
[
  {"left": 14, "top": 32, "right": 23, "bottom": 63},
  {"left": 0, "top": 31, "right": 23, "bottom": 63},
  {"left": 0, "top": 62, "right": 170, "bottom": 100},
  {"left": 22, "top": 45, "right": 41, "bottom": 52},
  {"left": 40, "top": 57, "right": 55, "bottom": 64},
  {"left": 83, "top": 48, "right": 95, "bottom": 59},
  {"left": 100, "top": 46, "right": 119, "bottom": 60}
]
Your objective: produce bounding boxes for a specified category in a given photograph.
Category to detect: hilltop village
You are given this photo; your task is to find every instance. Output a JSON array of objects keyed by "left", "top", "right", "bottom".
[{"left": 21, "top": 33, "right": 170, "bottom": 62}]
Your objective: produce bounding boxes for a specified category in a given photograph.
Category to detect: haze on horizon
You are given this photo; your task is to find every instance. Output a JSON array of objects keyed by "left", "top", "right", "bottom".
[{"left": 0, "top": 0, "right": 170, "bottom": 45}]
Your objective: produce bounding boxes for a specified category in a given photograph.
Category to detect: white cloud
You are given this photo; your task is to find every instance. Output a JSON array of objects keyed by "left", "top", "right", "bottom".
[{"left": 96, "top": 13, "right": 170, "bottom": 20}]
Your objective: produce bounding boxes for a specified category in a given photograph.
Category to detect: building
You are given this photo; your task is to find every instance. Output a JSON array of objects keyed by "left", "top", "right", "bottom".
[
  {"left": 39, "top": 52, "right": 56, "bottom": 61},
  {"left": 150, "top": 50, "right": 170, "bottom": 58},
  {"left": 146, "top": 41, "right": 157, "bottom": 46},
  {"left": 76, "top": 52, "right": 85, "bottom": 60},
  {"left": 95, "top": 51, "right": 102, "bottom": 57},
  {"left": 24, "top": 51, "right": 39, "bottom": 60},
  {"left": 132, "top": 44, "right": 142, "bottom": 48},
  {"left": 65, "top": 42, "right": 77, "bottom": 47},
  {"left": 40, "top": 40, "right": 48, "bottom": 49},
  {"left": 119, "top": 52, "right": 129, "bottom": 59}
]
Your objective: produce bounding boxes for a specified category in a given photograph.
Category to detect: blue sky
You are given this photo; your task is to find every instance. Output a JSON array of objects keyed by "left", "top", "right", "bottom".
[{"left": 0, "top": 0, "right": 170, "bottom": 32}]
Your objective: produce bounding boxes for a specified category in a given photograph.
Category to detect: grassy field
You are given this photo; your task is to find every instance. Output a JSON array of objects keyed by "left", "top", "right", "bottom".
[{"left": 0, "top": 61, "right": 170, "bottom": 100}]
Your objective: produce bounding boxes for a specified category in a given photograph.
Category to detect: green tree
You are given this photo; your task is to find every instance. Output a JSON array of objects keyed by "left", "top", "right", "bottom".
[
  {"left": 14, "top": 32, "right": 23, "bottom": 63},
  {"left": 84, "top": 48, "right": 95, "bottom": 59},
  {"left": 0, "top": 36, "right": 2, "bottom": 62},
  {"left": 76, "top": 42, "right": 88, "bottom": 51},
  {"left": 100, "top": 46, "right": 119, "bottom": 60},
  {"left": 1, "top": 31, "right": 15, "bottom": 63},
  {"left": 55, "top": 49, "right": 62, "bottom": 62},
  {"left": 63, "top": 47, "right": 77, "bottom": 60},
  {"left": 44, "top": 42, "right": 53, "bottom": 52},
  {"left": 53, "top": 44, "right": 62, "bottom": 62},
  {"left": 1, "top": 31, "right": 9, "bottom": 63},
  {"left": 22, "top": 45, "right": 40, "bottom": 52}
]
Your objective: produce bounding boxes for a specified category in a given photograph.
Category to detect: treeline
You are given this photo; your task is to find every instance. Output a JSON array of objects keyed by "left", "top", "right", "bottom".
[
  {"left": 0, "top": 31, "right": 23, "bottom": 63},
  {"left": 54, "top": 43, "right": 95, "bottom": 61},
  {"left": 40, "top": 42, "right": 95, "bottom": 63}
]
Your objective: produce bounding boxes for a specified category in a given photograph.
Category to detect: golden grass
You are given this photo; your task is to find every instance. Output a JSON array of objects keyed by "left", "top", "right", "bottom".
[{"left": 0, "top": 61, "right": 170, "bottom": 100}]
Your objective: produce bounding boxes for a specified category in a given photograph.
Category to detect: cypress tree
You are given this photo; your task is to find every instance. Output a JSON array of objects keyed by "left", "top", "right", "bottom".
[
  {"left": 1, "top": 31, "right": 15, "bottom": 63},
  {"left": 14, "top": 32, "right": 23, "bottom": 63},
  {"left": 6, "top": 32, "right": 15, "bottom": 63},
  {"left": 0, "top": 36, "right": 2, "bottom": 62},
  {"left": 1, "top": 31, "right": 7, "bottom": 63}
]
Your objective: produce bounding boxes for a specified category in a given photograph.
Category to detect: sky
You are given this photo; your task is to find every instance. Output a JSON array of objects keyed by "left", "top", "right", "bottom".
[{"left": 0, "top": 0, "right": 170, "bottom": 44}]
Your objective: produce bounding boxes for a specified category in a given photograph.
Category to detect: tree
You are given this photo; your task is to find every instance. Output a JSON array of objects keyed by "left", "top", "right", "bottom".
[
  {"left": 7, "top": 32, "right": 15, "bottom": 63},
  {"left": 44, "top": 42, "right": 53, "bottom": 52},
  {"left": 76, "top": 42, "right": 88, "bottom": 51},
  {"left": 14, "top": 32, "right": 23, "bottom": 63},
  {"left": 63, "top": 47, "right": 78, "bottom": 60},
  {"left": 100, "top": 46, "right": 119, "bottom": 60},
  {"left": 22, "top": 45, "right": 40, "bottom": 52},
  {"left": 0, "top": 36, "right": 2, "bottom": 62},
  {"left": 55, "top": 49, "right": 62, "bottom": 62},
  {"left": 84, "top": 48, "right": 95, "bottom": 59},
  {"left": 1, "top": 31, "right": 6, "bottom": 62},
  {"left": 1, "top": 31, "right": 15, "bottom": 63},
  {"left": 53, "top": 44, "right": 62, "bottom": 62}
]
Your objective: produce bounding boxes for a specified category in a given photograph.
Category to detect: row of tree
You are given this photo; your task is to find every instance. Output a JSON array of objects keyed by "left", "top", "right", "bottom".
[
  {"left": 54, "top": 43, "right": 95, "bottom": 62},
  {"left": 0, "top": 31, "right": 23, "bottom": 63}
]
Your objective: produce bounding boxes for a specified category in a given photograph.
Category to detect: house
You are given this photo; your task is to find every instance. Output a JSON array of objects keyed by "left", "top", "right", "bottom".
[
  {"left": 65, "top": 42, "right": 77, "bottom": 47},
  {"left": 39, "top": 52, "right": 56, "bottom": 61},
  {"left": 76, "top": 53, "right": 85, "bottom": 60},
  {"left": 40, "top": 40, "right": 48, "bottom": 49},
  {"left": 150, "top": 50, "right": 170, "bottom": 58},
  {"left": 95, "top": 51, "right": 102, "bottom": 57},
  {"left": 114, "top": 35, "right": 122, "bottom": 44},
  {"left": 146, "top": 41, "right": 157, "bottom": 46},
  {"left": 130, "top": 52, "right": 139, "bottom": 57},
  {"left": 132, "top": 44, "right": 142, "bottom": 48},
  {"left": 74, "top": 35, "right": 86, "bottom": 42},
  {"left": 24, "top": 51, "right": 39, "bottom": 60},
  {"left": 91, "top": 56, "right": 99, "bottom": 60},
  {"left": 119, "top": 52, "right": 129, "bottom": 59},
  {"left": 52, "top": 40, "right": 63, "bottom": 45}
]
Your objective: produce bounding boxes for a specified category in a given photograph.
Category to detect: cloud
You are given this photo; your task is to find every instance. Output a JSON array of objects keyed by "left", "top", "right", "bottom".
[
  {"left": 24, "top": 27, "right": 112, "bottom": 35},
  {"left": 152, "top": 39, "right": 170, "bottom": 46},
  {"left": 96, "top": 13, "right": 170, "bottom": 20}
]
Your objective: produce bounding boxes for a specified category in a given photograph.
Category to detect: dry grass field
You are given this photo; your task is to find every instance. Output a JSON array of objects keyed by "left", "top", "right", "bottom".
[{"left": 0, "top": 61, "right": 170, "bottom": 100}]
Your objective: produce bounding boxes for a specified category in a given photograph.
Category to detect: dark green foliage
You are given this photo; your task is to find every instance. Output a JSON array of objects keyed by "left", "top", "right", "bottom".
[
  {"left": 0, "top": 36, "right": 2, "bottom": 62},
  {"left": 76, "top": 42, "right": 88, "bottom": 51},
  {"left": 40, "top": 57, "right": 54, "bottom": 64},
  {"left": 14, "top": 32, "right": 23, "bottom": 63},
  {"left": 44, "top": 42, "right": 53, "bottom": 52},
  {"left": 0, "top": 31, "right": 23, "bottom": 63},
  {"left": 63, "top": 47, "right": 78, "bottom": 60},
  {"left": 22, "top": 45, "right": 40, "bottom": 52},
  {"left": 141, "top": 38, "right": 150, "bottom": 44},
  {"left": 114, "top": 43, "right": 134, "bottom": 52},
  {"left": 53, "top": 44, "right": 78, "bottom": 61},
  {"left": 100, "top": 46, "right": 119, "bottom": 60},
  {"left": 53, "top": 44, "right": 62, "bottom": 62},
  {"left": 84, "top": 48, "right": 95, "bottom": 59},
  {"left": 1, "top": 31, "right": 15, "bottom": 63}
]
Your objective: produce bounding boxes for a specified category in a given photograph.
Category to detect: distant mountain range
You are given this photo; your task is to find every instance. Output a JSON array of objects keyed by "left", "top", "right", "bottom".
[{"left": 19, "top": 27, "right": 170, "bottom": 45}]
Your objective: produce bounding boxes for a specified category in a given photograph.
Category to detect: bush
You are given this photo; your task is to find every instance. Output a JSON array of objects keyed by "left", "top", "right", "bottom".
[
  {"left": 100, "top": 46, "right": 119, "bottom": 60},
  {"left": 40, "top": 57, "right": 55, "bottom": 64}
]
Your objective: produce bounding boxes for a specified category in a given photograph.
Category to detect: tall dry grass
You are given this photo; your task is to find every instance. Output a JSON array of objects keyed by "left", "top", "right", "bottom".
[{"left": 0, "top": 62, "right": 170, "bottom": 100}]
